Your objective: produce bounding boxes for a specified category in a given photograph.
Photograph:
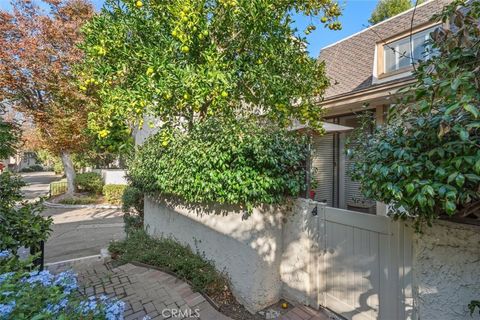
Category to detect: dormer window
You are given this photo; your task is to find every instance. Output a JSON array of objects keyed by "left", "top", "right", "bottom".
[{"left": 379, "top": 24, "right": 440, "bottom": 76}]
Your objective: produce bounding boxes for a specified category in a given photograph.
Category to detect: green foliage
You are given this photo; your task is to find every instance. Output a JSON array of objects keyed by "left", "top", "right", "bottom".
[
  {"left": 0, "top": 172, "right": 52, "bottom": 253},
  {"left": 79, "top": 0, "right": 342, "bottom": 141},
  {"left": 109, "top": 230, "right": 228, "bottom": 295},
  {"left": 122, "top": 185, "right": 144, "bottom": 233},
  {"left": 58, "top": 196, "right": 99, "bottom": 205},
  {"left": 122, "top": 186, "right": 144, "bottom": 215},
  {"left": 53, "top": 161, "right": 64, "bottom": 175},
  {"left": 102, "top": 184, "right": 127, "bottom": 205},
  {"left": 0, "top": 252, "right": 125, "bottom": 319},
  {"left": 0, "top": 113, "right": 20, "bottom": 160},
  {"left": 128, "top": 118, "right": 308, "bottom": 211},
  {"left": 469, "top": 300, "right": 480, "bottom": 316},
  {"left": 348, "top": 1, "right": 480, "bottom": 228},
  {"left": 19, "top": 165, "right": 44, "bottom": 173},
  {"left": 74, "top": 172, "right": 104, "bottom": 194},
  {"left": 369, "top": 0, "right": 419, "bottom": 25}
]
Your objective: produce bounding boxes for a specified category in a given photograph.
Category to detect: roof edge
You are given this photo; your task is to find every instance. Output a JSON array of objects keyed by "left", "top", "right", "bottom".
[{"left": 319, "top": 0, "right": 436, "bottom": 53}]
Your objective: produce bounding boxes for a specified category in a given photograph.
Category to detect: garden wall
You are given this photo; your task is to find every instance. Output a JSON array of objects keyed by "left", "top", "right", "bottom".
[
  {"left": 92, "top": 169, "right": 127, "bottom": 185},
  {"left": 412, "top": 220, "right": 480, "bottom": 320},
  {"left": 144, "top": 197, "right": 480, "bottom": 318},
  {"left": 144, "top": 197, "right": 285, "bottom": 313}
]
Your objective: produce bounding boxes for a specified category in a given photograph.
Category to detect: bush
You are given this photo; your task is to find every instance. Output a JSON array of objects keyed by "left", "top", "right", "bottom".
[
  {"left": 58, "top": 196, "right": 99, "bottom": 205},
  {"left": 108, "top": 230, "right": 227, "bottom": 295},
  {"left": 103, "top": 184, "right": 127, "bottom": 205},
  {"left": 53, "top": 161, "right": 63, "bottom": 175},
  {"left": 122, "top": 186, "right": 144, "bottom": 215},
  {"left": 121, "top": 186, "right": 144, "bottom": 233},
  {"left": 347, "top": 1, "right": 480, "bottom": 228},
  {"left": 74, "top": 172, "right": 103, "bottom": 194},
  {"left": 128, "top": 118, "right": 308, "bottom": 212},
  {"left": 0, "top": 172, "right": 51, "bottom": 253},
  {"left": 20, "top": 165, "right": 44, "bottom": 172},
  {"left": 0, "top": 250, "right": 125, "bottom": 319}
]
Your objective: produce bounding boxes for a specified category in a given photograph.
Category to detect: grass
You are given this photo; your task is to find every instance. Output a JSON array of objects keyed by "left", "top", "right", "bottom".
[
  {"left": 58, "top": 196, "right": 100, "bottom": 205},
  {"left": 108, "top": 230, "right": 228, "bottom": 296}
]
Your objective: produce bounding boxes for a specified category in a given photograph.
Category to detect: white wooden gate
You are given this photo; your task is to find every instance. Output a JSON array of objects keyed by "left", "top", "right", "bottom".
[{"left": 312, "top": 204, "right": 413, "bottom": 320}]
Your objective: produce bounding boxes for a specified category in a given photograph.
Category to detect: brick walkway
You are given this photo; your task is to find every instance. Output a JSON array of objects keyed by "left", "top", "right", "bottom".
[
  {"left": 47, "top": 258, "right": 336, "bottom": 320},
  {"left": 279, "top": 305, "right": 332, "bottom": 320},
  {"left": 48, "top": 260, "right": 230, "bottom": 320}
]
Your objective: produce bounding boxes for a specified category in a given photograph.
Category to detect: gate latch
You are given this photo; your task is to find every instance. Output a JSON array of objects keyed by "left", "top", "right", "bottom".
[{"left": 311, "top": 206, "right": 318, "bottom": 216}]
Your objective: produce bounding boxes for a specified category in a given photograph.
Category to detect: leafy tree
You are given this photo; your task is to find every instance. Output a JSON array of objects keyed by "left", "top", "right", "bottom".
[
  {"left": 348, "top": 0, "right": 480, "bottom": 228},
  {"left": 0, "top": 107, "right": 21, "bottom": 160},
  {"left": 0, "top": 0, "right": 94, "bottom": 194},
  {"left": 369, "top": 0, "right": 421, "bottom": 25},
  {"left": 128, "top": 118, "right": 308, "bottom": 212},
  {"left": 80, "top": 0, "right": 342, "bottom": 142}
]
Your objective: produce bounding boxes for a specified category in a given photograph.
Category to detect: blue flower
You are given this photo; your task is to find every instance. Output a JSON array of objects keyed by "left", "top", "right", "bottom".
[
  {"left": 44, "top": 298, "right": 69, "bottom": 314},
  {"left": 0, "top": 272, "right": 14, "bottom": 285},
  {"left": 0, "top": 250, "right": 10, "bottom": 259},
  {"left": 79, "top": 296, "right": 100, "bottom": 316},
  {"left": 105, "top": 299, "right": 125, "bottom": 320},
  {"left": 0, "top": 301, "right": 16, "bottom": 317},
  {"left": 22, "top": 270, "right": 54, "bottom": 287},
  {"left": 54, "top": 271, "right": 78, "bottom": 294}
]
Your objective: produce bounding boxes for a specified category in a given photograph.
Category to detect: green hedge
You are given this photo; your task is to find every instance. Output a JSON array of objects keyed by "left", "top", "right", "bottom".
[
  {"left": 122, "top": 186, "right": 144, "bottom": 215},
  {"left": 103, "top": 184, "right": 127, "bottom": 205},
  {"left": 128, "top": 118, "right": 308, "bottom": 212},
  {"left": 74, "top": 172, "right": 103, "bottom": 194}
]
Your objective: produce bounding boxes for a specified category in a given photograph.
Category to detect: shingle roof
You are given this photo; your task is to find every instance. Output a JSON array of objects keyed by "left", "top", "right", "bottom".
[{"left": 318, "top": 0, "right": 452, "bottom": 100}]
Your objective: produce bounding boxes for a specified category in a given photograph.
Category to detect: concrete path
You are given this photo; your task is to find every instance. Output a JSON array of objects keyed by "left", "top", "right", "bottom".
[
  {"left": 20, "top": 171, "right": 125, "bottom": 263},
  {"left": 48, "top": 261, "right": 231, "bottom": 320},
  {"left": 21, "top": 171, "right": 60, "bottom": 200}
]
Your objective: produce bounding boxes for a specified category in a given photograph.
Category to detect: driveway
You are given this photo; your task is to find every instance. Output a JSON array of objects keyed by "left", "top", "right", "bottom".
[
  {"left": 21, "top": 171, "right": 125, "bottom": 263},
  {"left": 20, "top": 171, "right": 60, "bottom": 200}
]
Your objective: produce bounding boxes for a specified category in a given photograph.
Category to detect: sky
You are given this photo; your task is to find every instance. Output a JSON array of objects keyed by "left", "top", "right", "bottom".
[{"left": 0, "top": 0, "right": 380, "bottom": 57}]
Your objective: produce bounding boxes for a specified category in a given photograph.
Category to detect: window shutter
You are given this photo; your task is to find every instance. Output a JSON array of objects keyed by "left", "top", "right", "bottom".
[{"left": 311, "top": 134, "right": 334, "bottom": 206}]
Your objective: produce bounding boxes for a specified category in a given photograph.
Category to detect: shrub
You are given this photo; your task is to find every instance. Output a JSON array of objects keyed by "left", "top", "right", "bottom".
[
  {"left": 122, "top": 186, "right": 144, "bottom": 215},
  {"left": 108, "top": 230, "right": 227, "bottom": 295},
  {"left": 0, "top": 250, "right": 125, "bottom": 319},
  {"left": 103, "top": 184, "right": 127, "bottom": 205},
  {"left": 58, "top": 196, "right": 99, "bottom": 205},
  {"left": 0, "top": 172, "right": 51, "bottom": 254},
  {"left": 74, "top": 172, "right": 103, "bottom": 194},
  {"left": 53, "top": 161, "right": 63, "bottom": 175},
  {"left": 347, "top": 1, "right": 480, "bottom": 228},
  {"left": 121, "top": 186, "right": 144, "bottom": 233},
  {"left": 128, "top": 118, "right": 308, "bottom": 212},
  {"left": 20, "top": 165, "right": 43, "bottom": 173}
]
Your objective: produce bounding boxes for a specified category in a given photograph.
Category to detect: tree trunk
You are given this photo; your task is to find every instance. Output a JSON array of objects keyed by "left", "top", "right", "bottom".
[{"left": 60, "top": 151, "right": 76, "bottom": 195}]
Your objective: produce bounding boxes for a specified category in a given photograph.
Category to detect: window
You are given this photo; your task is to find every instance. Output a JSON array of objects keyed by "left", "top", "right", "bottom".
[{"left": 383, "top": 25, "right": 438, "bottom": 74}]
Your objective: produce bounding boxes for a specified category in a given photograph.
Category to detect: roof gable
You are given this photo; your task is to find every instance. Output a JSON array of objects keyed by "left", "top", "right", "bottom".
[{"left": 318, "top": 0, "right": 452, "bottom": 100}]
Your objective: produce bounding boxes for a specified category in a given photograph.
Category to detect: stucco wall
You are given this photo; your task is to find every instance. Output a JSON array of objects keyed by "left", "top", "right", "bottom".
[
  {"left": 144, "top": 197, "right": 285, "bottom": 313},
  {"left": 412, "top": 220, "right": 480, "bottom": 320},
  {"left": 280, "top": 199, "right": 319, "bottom": 306},
  {"left": 93, "top": 169, "right": 128, "bottom": 185}
]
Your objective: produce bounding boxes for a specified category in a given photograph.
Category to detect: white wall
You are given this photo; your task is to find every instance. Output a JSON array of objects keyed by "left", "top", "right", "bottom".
[
  {"left": 280, "top": 199, "right": 319, "bottom": 306},
  {"left": 144, "top": 197, "right": 284, "bottom": 313},
  {"left": 144, "top": 197, "right": 480, "bottom": 319},
  {"left": 412, "top": 220, "right": 480, "bottom": 320},
  {"left": 93, "top": 169, "right": 128, "bottom": 185}
]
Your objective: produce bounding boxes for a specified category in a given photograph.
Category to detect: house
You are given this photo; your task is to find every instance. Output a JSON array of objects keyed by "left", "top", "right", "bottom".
[
  {"left": 142, "top": 1, "right": 479, "bottom": 319},
  {"left": 311, "top": 0, "right": 451, "bottom": 215}
]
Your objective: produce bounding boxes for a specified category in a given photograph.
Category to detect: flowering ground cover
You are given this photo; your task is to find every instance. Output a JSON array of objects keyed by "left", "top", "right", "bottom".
[{"left": 0, "top": 250, "right": 125, "bottom": 319}]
